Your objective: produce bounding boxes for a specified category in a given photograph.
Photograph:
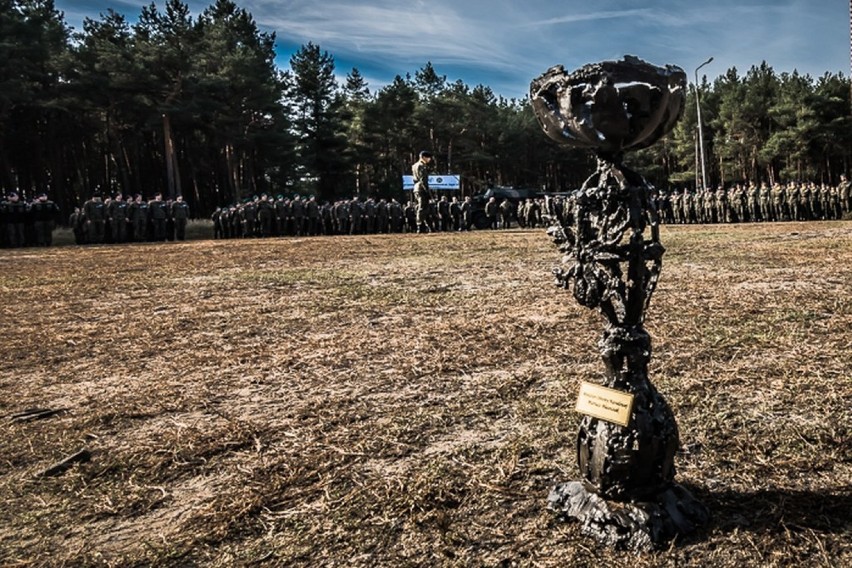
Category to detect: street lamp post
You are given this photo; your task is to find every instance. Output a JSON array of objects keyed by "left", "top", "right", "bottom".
[{"left": 694, "top": 57, "right": 713, "bottom": 191}]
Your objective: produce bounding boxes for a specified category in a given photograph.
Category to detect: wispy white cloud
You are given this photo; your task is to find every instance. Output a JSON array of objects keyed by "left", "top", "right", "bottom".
[
  {"left": 522, "top": 8, "right": 653, "bottom": 27},
  {"left": 252, "top": 1, "right": 517, "bottom": 68},
  {"left": 53, "top": 0, "right": 850, "bottom": 100}
]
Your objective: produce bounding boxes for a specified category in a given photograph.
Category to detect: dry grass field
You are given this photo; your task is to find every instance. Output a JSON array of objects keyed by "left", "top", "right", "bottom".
[{"left": 1, "top": 221, "right": 850, "bottom": 567}]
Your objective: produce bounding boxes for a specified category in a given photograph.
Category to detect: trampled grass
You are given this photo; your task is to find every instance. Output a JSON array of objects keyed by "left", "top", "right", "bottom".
[{"left": 0, "top": 221, "right": 850, "bottom": 566}]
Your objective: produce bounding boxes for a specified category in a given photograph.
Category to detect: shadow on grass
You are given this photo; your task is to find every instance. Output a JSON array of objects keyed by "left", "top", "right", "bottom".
[{"left": 694, "top": 485, "right": 851, "bottom": 534}]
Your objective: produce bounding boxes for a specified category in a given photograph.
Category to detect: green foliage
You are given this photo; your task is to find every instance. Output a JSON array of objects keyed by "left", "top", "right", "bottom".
[
  {"left": 1, "top": 1, "right": 850, "bottom": 215},
  {"left": 689, "top": 63, "right": 851, "bottom": 188},
  {"left": 288, "top": 42, "right": 348, "bottom": 200},
  {"left": 0, "top": 0, "right": 294, "bottom": 214}
]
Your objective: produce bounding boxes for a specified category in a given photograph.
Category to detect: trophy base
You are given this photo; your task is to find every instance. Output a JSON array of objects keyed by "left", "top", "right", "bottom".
[{"left": 548, "top": 481, "right": 709, "bottom": 551}]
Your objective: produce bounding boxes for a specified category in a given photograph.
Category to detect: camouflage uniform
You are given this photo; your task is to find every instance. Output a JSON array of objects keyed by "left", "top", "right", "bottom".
[
  {"left": 485, "top": 197, "right": 498, "bottom": 229},
  {"left": 334, "top": 200, "right": 350, "bottom": 235},
  {"left": 412, "top": 155, "right": 432, "bottom": 233},
  {"left": 404, "top": 201, "right": 416, "bottom": 232},
  {"left": 499, "top": 198, "right": 513, "bottom": 229},
  {"left": 716, "top": 187, "right": 729, "bottom": 223},
  {"left": 807, "top": 183, "right": 820, "bottom": 220},
  {"left": 30, "top": 194, "right": 60, "bottom": 246},
  {"left": 128, "top": 195, "right": 148, "bottom": 241},
  {"left": 389, "top": 199, "right": 404, "bottom": 233},
  {"left": 256, "top": 194, "right": 274, "bottom": 237},
  {"left": 788, "top": 183, "right": 801, "bottom": 221},
  {"left": 799, "top": 183, "right": 811, "bottom": 220},
  {"left": 148, "top": 195, "right": 168, "bottom": 241},
  {"left": 108, "top": 195, "right": 129, "bottom": 243},
  {"left": 450, "top": 197, "right": 461, "bottom": 231},
  {"left": 171, "top": 196, "right": 190, "bottom": 240},
  {"left": 2, "top": 192, "right": 28, "bottom": 247},
  {"left": 69, "top": 207, "right": 85, "bottom": 244},
  {"left": 747, "top": 183, "right": 760, "bottom": 222},
  {"left": 771, "top": 184, "right": 786, "bottom": 222},
  {"left": 670, "top": 191, "right": 682, "bottom": 224},
  {"left": 349, "top": 198, "right": 363, "bottom": 235},
  {"left": 438, "top": 196, "right": 451, "bottom": 231},
  {"left": 683, "top": 191, "right": 695, "bottom": 223},
  {"left": 83, "top": 195, "right": 106, "bottom": 243},
  {"left": 461, "top": 197, "right": 472, "bottom": 230},
  {"left": 362, "top": 198, "right": 376, "bottom": 234},
  {"left": 211, "top": 207, "right": 223, "bottom": 239},
  {"left": 321, "top": 201, "right": 334, "bottom": 234},
  {"left": 839, "top": 175, "right": 852, "bottom": 214},
  {"left": 373, "top": 199, "right": 387, "bottom": 233},
  {"left": 819, "top": 184, "right": 831, "bottom": 220},
  {"left": 527, "top": 198, "right": 541, "bottom": 228},
  {"left": 306, "top": 197, "right": 320, "bottom": 235},
  {"left": 291, "top": 197, "right": 304, "bottom": 236},
  {"left": 241, "top": 199, "right": 258, "bottom": 237},
  {"left": 759, "top": 183, "right": 772, "bottom": 222},
  {"left": 274, "top": 196, "right": 288, "bottom": 236},
  {"left": 829, "top": 184, "right": 842, "bottom": 219},
  {"left": 703, "top": 189, "right": 716, "bottom": 223}
]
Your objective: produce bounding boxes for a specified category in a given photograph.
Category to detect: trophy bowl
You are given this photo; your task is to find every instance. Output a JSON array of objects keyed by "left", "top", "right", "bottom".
[{"left": 530, "top": 55, "right": 687, "bottom": 156}]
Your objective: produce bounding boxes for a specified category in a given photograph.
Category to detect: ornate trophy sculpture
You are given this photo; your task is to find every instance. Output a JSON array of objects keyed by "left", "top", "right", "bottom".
[{"left": 530, "top": 56, "right": 709, "bottom": 550}]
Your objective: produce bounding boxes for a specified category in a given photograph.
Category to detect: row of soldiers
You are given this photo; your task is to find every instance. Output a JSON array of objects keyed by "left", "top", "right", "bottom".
[
  {"left": 0, "top": 191, "right": 62, "bottom": 247},
  {"left": 212, "top": 194, "right": 476, "bottom": 238},
  {"left": 657, "top": 178, "right": 852, "bottom": 224},
  {"left": 212, "top": 193, "right": 551, "bottom": 239},
  {"left": 486, "top": 197, "right": 545, "bottom": 229},
  {"left": 69, "top": 192, "right": 191, "bottom": 244}
]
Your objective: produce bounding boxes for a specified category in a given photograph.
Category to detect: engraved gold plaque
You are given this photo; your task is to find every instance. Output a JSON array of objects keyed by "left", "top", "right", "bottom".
[{"left": 575, "top": 382, "right": 634, "bottom": 427}]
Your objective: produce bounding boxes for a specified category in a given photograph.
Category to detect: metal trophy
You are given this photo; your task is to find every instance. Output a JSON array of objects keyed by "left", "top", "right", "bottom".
[{"left": 530, "top": 56, "right": 709, "bottom": 550}]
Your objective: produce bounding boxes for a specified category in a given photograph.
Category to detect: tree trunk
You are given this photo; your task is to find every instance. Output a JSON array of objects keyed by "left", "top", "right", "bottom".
[
  {"left": 162, "top": 113, "right": 181, "bottom": 199},
  {"left": 225, "top": 143, "right": 241, "bottom": 201}
]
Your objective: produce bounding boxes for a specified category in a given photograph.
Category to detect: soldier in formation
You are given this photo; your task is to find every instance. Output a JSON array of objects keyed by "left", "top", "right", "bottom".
[
  {"left": 30, "top": 192, "right": 61, "bottom": 246},
  {"left": 211, "top": 192, "right": 565, "bottom": 238},
  {"left": 108, "top": 193, "right": 129, "bottom": 243},
  {"left": 657, "top": 179, "right": 851, "bottom": 225},
  {"left": 0, "top": 190, "right": 60, "bottom": 248},
  {"left": 61, "top": 191, "right": 194, "bottom": 245},
  {"left": 214, "top": 195, "right": 431, "bottom": 238},
  {"left": 172, "top": 195, "right": 190, "bottom": 241}
]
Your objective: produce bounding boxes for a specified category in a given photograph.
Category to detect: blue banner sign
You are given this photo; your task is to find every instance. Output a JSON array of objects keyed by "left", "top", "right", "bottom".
[{"left": 402, "top": 174, "right": 461, "bottom": 190}]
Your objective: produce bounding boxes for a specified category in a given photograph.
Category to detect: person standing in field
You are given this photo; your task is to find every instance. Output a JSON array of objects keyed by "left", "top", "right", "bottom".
[
  {"left": 82, "top": 192, "right": 106, "bottom": 244},
  {"left": 31, "top": 192, "right": 60, "bottom": 246},
  {"left": 839, "top": 174, "right": 851, "bottom": 214},
  {"left": 148, "top": 193, "right": 168, "bottom": 241},
  {"left": 128, "top": 194, "right": 149, "bottom": 241},
  {"left": 412, "top": 151, "right": 433, "bottom": 233},
  {"left": 171, "top": 194, "right": 190, "bottom": 241},
  {"left": 485, "top": 196, "right": 498, "bottom": 229},
  {"left": 108, "top": 193, "right": 128, "bottom": 243}
]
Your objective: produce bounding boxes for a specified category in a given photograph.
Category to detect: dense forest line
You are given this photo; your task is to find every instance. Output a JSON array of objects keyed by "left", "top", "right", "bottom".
[{"left": 2, "top": 0, "right": 851, "bottom": 218}]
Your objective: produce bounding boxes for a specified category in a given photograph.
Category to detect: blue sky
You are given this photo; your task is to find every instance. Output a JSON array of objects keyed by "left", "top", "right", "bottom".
[{"left": 55, "top": 0, "right": 850, "bottom": 100}]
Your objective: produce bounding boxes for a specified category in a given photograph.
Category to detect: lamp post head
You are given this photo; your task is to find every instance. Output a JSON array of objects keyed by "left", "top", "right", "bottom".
[{"left": 695, "top": 57, "right": 714, "bottom": 81}]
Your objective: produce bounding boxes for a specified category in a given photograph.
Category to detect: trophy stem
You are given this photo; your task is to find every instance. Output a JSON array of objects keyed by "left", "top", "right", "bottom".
[{"left": 545, "top": 157, "right": 709, "bottom": 551}]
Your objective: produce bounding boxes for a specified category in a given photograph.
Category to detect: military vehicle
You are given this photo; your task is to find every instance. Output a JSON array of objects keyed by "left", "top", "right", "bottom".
[
  {"left": 468, "top": 186, "right": 575, "bottom": 229},
  {"left": 468, "top": 186, "right": 540, "bottom": 229}
]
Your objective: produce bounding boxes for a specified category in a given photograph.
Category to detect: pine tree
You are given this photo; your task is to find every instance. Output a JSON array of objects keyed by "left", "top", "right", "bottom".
[{"left": 288, "top": 42, "right": 348, "bottom": 200}]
